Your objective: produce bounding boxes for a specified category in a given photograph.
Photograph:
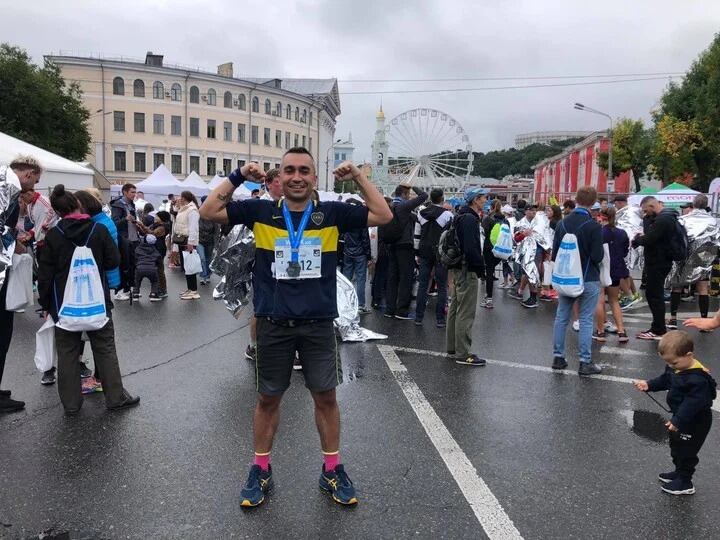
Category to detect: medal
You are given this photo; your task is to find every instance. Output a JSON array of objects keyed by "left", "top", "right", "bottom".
[
  {"left": 281, "top": 200, "right": 314, "bottom": 279},
  {"left": 287, "top": 261, "right": 301, "bottom": 278}
]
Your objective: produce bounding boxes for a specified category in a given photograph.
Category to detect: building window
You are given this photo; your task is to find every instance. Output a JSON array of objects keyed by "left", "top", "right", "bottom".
[
  {"left": 113, "top": 111, "right": 125, "bottom": 132},
  {"left": 224, "top": 121, "right": 232, "bottom": 141},
  {"left": 286, "top": 104, "right": 291, "bottom": 119},
  {"left": 295, "top": 107, "right": 299, "bottom": 121},
  {"left": 276, "top": 101, "right": 282, "bottom": 116},
  {"left": 309, "top": 111, "right": 313, "bottom": 126},
  {"left": 263, "top": 162, "right": 271, "bottom": 172},
  {"left": 285, "top": 132, "right": 291, "bottom": 149},
  {"left": 153, "top": 153, "right": 164, "bottom": 170},
  {"left": 153, "top": 81, "right": 164, "bottom": 99},
  {"left": 237, "top": 159, "right": 246, "bottom": 170},
  {"left": 264, "top": 98, "right": 271, "bottom": 115},
  {"left": 251, "top": 125, "right": 258, "bottom": 144},
  {"left": 112, "top": 77, "right": 124, "bottom": 95},
  {"left": 153, "top": 114, "right": 164, "bottom": 135},
  {"left": 207, "top": 119, "right": 216, "bottom": 139},
  {"left": 309, "top": 136, "right": 312, "bottom": 150},
  {"left": 223, "top": 158, "right": 232, "bottom": 175},
  {"left": 190, "top": 156, "right": 200, "bottom": 172},
  {"left": 238, "top": 94, "right": 246, "bottom": 110},
  {"left": 134, "top": 112, "right": 145, "bottom": 133},
  {"left": 190, "top": 117, "right": 199, "bottom": 137},
  {"left": 275, "top": 130, "right": 282, "bottom": 148},
  {"left": 133, "top": 79, "right": 144, "bottom": 97},
  {"left": 207, "top": 157, "right": 217, "bottom": 176},
  {"left": 190, "top": 86, "right": 199, "bottom": 103},
  {"left": 252, "top": 96, "right": 259, "bottom": 113},
  {"left": 341, "top": 153, "right": 346, "bottom": 160},
  {"left": 171, "top": 155, "right": 182, "bottom": 175},
  {"left": 302, "top": 135, "right": 306, "bottom": 148},
  {"left": 207, "top": 88, "right": 216, "bottom": 106},
  {"left": 302, "top": 109, "right": 307, "bottom": 123},
  {"left": 335, "top": 153, "right": 340, "bottom": 161},
  {"left": 171, "top": 115, "right": 181, "bottom": 136},
  {"left": 114, "top": 151, "right": 126, "bottom": 171},
  {"left": 264, "top": 128, "right": 271, "bottom": 146},
  {"left": 294, "top": 134, "right": 299, "bottom": 147},
  {"left": 224, "top": 91, "right": 232, "bottom": 108},
  {"left": 171, "top": 83, "right": 182, "bottom": 101},
  {"left": 134, "top": 152, "right": 146, "bottom": 173},
  {"left": 238, "top": 123, "right": 246, "bottom": 143}
]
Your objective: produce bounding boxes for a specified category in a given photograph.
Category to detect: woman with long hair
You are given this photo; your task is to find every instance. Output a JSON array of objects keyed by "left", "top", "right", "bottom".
[
  {"left": 37, "top": 185, "right": 139, "bottom": 414},
  {"left": 480, "top": 199, "right": 508, "bottom": 309},
  {"left": 593, "top": 207, "right": 629, "bottom": 343},
  {"left": 173, "top": 190, "right": 201, "bottom": 299}
]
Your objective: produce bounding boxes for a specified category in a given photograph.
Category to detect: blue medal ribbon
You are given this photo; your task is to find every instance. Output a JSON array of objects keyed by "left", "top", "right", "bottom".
[{"left": 281, "top": 201, "right": 314, "bottom": 263}]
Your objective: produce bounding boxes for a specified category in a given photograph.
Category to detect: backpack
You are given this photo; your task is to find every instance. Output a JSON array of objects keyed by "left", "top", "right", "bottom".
[
  {"left": 491, "top": 223, "right": 513, "bottom": 260},
  {"left": 378, "top": 205, "right": 409, "bottom": 244},
  {"left": 669, "top": 218, "right": 689, "bottom": 263},
  {"left": 551, "top": 220, "right": 592, "bottom": 298},
  {"left": 438, "top": 219, "right": 463, "bottom": 269},
  {"left": 55, "top": 223, "right": 109, "bottom": 332}
]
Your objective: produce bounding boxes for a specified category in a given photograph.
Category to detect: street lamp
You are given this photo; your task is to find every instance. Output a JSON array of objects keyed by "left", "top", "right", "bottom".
[
  {"left": 325, "top": 138, "right": 342, "bottom": 191},
  {"left": 574, "top": 102, "right": 613, "bottom": 192}
]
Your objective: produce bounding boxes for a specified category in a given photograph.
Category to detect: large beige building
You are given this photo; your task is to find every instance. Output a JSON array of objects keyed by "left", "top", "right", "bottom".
[{"left": 47, "top": 52, "right": 341, "bottom": 189}]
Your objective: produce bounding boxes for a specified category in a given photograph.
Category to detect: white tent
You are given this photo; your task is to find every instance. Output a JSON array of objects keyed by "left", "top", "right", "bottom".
[
  {"left": 109, "top": 164, "right": 183, "bottom": 207},
  {"left": 208, "top": 173, "right": 225, "bottom": 189},
  {"left": 179, "top": 171, "right": 210, "bottom": 197},
  {"left": 0, "top": 130, "right": 94, "bottom": 191}
]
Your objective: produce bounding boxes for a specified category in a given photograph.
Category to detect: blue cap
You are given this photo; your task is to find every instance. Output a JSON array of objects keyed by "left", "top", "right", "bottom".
[
  {"left": 590, "top": 202, "right": 601, "bottom": 210},
  {"left": 464, "top": 187, "right": 489, "bottom": 204}
]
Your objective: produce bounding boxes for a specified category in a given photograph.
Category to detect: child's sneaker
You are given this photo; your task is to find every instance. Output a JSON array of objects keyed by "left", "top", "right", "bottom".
[
  {"left": 661, "top": 477, "right": 695, "bottom": 495},
  {"left": 81, "top": 376, "right": 103, "bottom": 394},
  {"left": 658, "top": 471, "right": 678, "bottom": 484}
]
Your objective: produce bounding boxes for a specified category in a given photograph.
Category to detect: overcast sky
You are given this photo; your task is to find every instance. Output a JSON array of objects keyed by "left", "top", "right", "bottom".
[{"left": 3, "top": 0, "right": 720, "bottom": 162}]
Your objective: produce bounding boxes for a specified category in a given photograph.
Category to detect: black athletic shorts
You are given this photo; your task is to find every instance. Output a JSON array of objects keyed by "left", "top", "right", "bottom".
[{"left": 255, "top": 318, "right": 342, "bottom": 396}]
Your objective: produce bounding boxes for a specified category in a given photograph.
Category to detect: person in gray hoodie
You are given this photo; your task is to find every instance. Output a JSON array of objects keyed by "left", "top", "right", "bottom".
[{"left": 133, "top": 234, "right": 161, "bottom": 301}]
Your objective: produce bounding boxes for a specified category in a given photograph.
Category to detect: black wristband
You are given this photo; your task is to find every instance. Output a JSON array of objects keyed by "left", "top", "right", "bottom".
[{"left": 228, "top": 168, "right": 245, "bottom": 188}]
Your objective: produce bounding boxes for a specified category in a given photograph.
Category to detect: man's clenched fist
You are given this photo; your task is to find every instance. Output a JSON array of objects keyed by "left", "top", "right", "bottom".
[{"left": 333, "top": 161, "right": 362, "bottom": 182}]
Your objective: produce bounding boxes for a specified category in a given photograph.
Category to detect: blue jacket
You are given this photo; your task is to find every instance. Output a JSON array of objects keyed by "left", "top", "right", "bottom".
[
  {"left": 92, "top": 212, "right": 121, "bottom": 289},
  {"left": 647, "top": 363, "right": 717, "bottom": 433},
  {"left": 552, "top": 208, "right": 603, "bottom": 283}
]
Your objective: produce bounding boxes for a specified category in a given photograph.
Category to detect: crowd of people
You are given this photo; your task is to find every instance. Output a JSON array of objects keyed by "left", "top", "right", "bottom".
[{"left": 1, "top": 149, "right": 719, "bottom": 501}]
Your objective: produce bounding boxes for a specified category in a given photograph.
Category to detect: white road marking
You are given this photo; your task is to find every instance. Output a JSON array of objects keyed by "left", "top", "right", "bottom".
[
  {"left": 599, "top": 346, "right": 647, "bottom": 356},
  {"left": 377, "top": 345, "right": 523, "bottom": 540},
  {"left": 390, "top": 346, "right": 720, "bottom": 413}
]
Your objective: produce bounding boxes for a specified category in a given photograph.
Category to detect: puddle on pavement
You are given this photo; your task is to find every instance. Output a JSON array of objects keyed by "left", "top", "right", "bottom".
[{"left": 619, "top": 409, "right": 668, "bottom": 444}]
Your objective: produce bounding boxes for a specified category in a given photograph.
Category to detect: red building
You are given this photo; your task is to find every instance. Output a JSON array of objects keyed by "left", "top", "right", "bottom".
[{"left": 533, "top": 133, "right": 631, "bottom": 203}]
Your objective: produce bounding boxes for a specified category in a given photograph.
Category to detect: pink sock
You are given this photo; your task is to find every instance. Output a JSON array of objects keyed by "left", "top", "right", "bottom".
[
  {"left": 254, "top": 452, "right": 270, "bottom": 471},
  {"left": 323, "top": 451, "right": 340, "bottom": 472}
]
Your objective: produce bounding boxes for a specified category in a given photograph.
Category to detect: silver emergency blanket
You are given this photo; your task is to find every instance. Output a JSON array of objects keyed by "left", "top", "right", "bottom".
[
  {"left": 514, "top": 213, "right": 552, "bottom": 286},
  {"left": 667, "top": 210, "right": 720, "bottom": 286},
  {"left": 616, "top": 205, "right": 644, "bottom": 270},
  {"left": 0, "top": 165, "right": 20, "bottom": 289},
  {"left": 210, "top": 225, "right": 387, "bottom": 341}
]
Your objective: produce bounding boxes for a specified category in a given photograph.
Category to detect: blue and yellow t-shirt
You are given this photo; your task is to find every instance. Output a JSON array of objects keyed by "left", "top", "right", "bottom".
[{"left": 226, "top": 198, "right": 368, "bottom": 319}]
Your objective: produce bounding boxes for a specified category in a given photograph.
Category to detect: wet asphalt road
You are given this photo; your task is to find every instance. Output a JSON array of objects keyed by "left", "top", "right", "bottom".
[{"left": 1, "top": 268, "right": 719, "bottom": 539}]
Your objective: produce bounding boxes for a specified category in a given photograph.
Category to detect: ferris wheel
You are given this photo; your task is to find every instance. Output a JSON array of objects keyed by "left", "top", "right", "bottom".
[{"left": 385, "top": 108, "right": 473, "bottom": 188}]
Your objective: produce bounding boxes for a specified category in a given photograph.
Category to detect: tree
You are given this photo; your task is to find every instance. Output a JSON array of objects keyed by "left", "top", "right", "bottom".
[
  {"left": 652, "top": 33, "right": 720, "bottom": 190},
  {"left": 0, "top": 43, "right": 90, "bottom": 161},
  {"left": 472, "top": 137, "right": 584, "bottom": 178},
  {"left": 596, "top": 118, "right": 653, "bottom": 193}
]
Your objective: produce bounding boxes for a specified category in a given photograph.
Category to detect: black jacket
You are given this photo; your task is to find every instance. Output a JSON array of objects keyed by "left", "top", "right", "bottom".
[
  {"left": 552, "top": 208, "right": 603, "bottom": 282},
  {"left": 343, "top": 228, "right": 371, "bottom": 259},
  {"left": 418, "top": 204, "right": 451, "bottom": 260},
  {"left": 199, "top": 217, "right": 219, "bottom": 245},
  {"left": 38, "top": 217, "right": 120, "bottom": 323},
  {"left": 455, "top": 206, "right": 485, "bottom": 276},
  {"left": 647, "top": 364, "right": 717, "bottom": 433},
  {"left": 391, "top": 192, "right": 429, "bottom": 246},
  {"left": 135, "top": 241, "right": 161, "bottom": 272},
  {"left": 110, "top": 197, "right": 137, "bottom": 238},
  {"left": 632, "top": 207, "right": 678, "bottom": 267},
  {"left": 481, "top": 212, "right": 507, "bottom": 254}
]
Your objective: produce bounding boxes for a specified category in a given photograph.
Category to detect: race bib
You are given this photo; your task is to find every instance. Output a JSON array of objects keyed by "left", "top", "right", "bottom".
[{"left": 274, "top": 237, "right": 322, "bottom": 280}]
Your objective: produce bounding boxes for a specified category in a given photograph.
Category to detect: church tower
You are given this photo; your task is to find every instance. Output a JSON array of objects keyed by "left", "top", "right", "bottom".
[{"left": 371, "top": 105, "right": 389, "bottom": 190}]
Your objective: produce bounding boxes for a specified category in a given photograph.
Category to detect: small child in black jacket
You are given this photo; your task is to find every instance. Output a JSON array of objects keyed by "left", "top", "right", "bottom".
[
  {"left": 133, "top": 234, "right": 162, "bottom": 301},
  {"left": 633, "top": 330, "right": 716, "bottom": 495}
]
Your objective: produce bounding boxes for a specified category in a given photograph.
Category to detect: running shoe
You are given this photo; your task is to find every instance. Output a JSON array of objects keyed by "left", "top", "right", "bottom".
[
  {"left": 455, "top": 354, "right": 487, "bottom": 366},
  {"left": 521, "top": 298, "right": 538, "bottom": 309},
  {"left": 436, "top": 319, "right": 446, "bottom": 328},
  {"left": 81, "top": 376, "right": 103, "bottom": 394},
  {"left": 658, "top": 471, "right": 678, "bottom": 484},
  {"left": 149, "top": 293, "right": 161, "bottom": 302},
  {"left": 240, "top": 464, "right": 274, "bottom": 507},
  {"left": 114, "top": 290, "right": 131, "bottom": 301},
  {"left": 619, "top": 297, "right": 632, "bottom": 310},
  {"left": 40, "top": 368, "right": 56, "bottom": 386},
  {"left": 578, "top": 362, "right": 602, "bottom": 376},
  {"left": 637, "top": 330, "right": 663, "bottom": 341},
  {"left": 131, "top": 292, "right": 141, "bottom": 300},
  {"left": 414, "top": 317, "right": 423, "bottom": 326},
  {"left": 507, "top": 290, "right": 524, "bottom": 300},
  {"left": 358, "top": 306, "right": 372, "bottom": 315},
  {"left": 666, "top": 319, "right": 678, "bottom": 330},
  {"left": 483, "top": 298, "right": 493, "bottom": 309},
  {"left": 394, "top": 313, "right": 414, "bottom": 320},
  {"left": 245, "top": 345, "right": 257, "bottom": 362},
  {"left": 551, "top": 357, "right": 568, "bottom": 370},
  {"left": 79, "top": 362, "right": 93, "bottom": 379},
  {"left": 319, "top": 464, "right": 358, "bottom": 505},
  {"left": 661, "top": 478, "right": 695, "bottom": 496},
  {"left": 180, "top": 291, "right": 200, "bottom": 300},
  {"left": 158, "top": 291, "right": 169, "bottom": 299},
  {"left": 572, "top": 320, "right": 580, "bottom": 332}
]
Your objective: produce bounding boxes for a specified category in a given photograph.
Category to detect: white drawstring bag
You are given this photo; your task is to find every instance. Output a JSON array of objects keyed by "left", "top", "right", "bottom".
[
  {"left": 5, "top": 253, "right": 34, "bottom": 311},
  {"left": 542, "top": 261, "right": 554, "bottom": 287},
  {"left": 491, "top": 223, "right": 514, "bottom": 261},
  {"left": 34, "top": 319, "right": 56, "bottom": 372},
  {"left": 56, "top": 223, "right": 109, "bottom": 332},
  {"left": 183, "top": 250, "right": 202, "bottom": 275},
  {"left": 599, "top": 244, "right": 612, "bottom": 288}
]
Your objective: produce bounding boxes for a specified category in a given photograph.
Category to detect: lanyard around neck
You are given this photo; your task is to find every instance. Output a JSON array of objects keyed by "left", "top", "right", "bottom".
[{"left": 281, "top": 201, "right": 313, "bottom": 263}]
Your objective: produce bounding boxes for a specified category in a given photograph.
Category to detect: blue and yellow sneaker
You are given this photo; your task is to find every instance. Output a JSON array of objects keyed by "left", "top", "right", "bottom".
[
  {"left": 319, "top": 464, "right": 358, "bottom": 505},
  {"left": 240, "top": 464, "right": 273, "bottom": 507}
]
